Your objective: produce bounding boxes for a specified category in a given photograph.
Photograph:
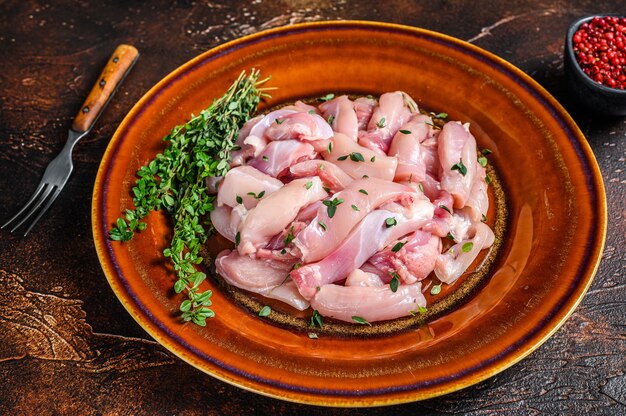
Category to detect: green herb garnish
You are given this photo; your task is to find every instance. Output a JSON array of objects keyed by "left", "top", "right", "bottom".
[
  {"left": 399, "top": 129, "right": 411, "bottom": 134},
  {"left": 451, "top": 159, "right": 467, "bottom": 176},
  {"left": 259, "top": 306, "right": 271, "bottom": 317},
  {"left": 390, "top": 272, "right": 400, "bottom": 292},
  {"left": 391, "top": 241, "right": 406, "bottom": 253},
  {"left": 311, "top": 310, "right": 324, "bottom": 328},
  {"left": 284, "top": 226, "right": 295, "bottom": 246},
  {"left": 376, "top": 117, "right": 386, "bottom": 128},
  {"left": 409, "top": 305, "right": 428, "bottom": 316},
  {"left": 462, "top": 242, "right": 474, "bottom": 252},
  {"left": 109, "top": 215, "right": 141, "bottom": 241},
  {"left": 322, "top": 197, "right": 344, "bottom": 218},
  {"left": 247, "top": 190, "right": 265, "bottom": 200},
  {"left": 108, "top": 70, "right": 269, "bottom": 326},
  {"left": 385, "top": 217, "right": 397, "bottom": 228},
  {"left": 338, "top": 152, "right": 365, "bottom": 162},
  {"left": 318, "top": 93, "right": 335, "bottom": 102},
  {"left": 430, "top": 284, "right": 442, "bottom": 295},
  {"left": 350, "top": 152, "right": 365, "bottom": 162},
  {"left": 352, "top": 316, "right": 371, "bottom": 325}
]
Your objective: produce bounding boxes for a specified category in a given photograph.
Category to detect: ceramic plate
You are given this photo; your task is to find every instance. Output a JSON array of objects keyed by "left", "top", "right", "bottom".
[{"left": 92, "top": 21, "right": 606, "bottom": 406}]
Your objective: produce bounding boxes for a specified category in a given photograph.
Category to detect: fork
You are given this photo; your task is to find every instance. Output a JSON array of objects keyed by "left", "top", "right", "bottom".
[{"left": 2, "top": 44, "right": 139, "bottom": 236}]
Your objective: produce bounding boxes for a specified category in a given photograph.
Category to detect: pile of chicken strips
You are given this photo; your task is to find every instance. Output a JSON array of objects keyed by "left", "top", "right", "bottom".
[{"left": 210, "top": 91, "right": 494, "bottom": 323}]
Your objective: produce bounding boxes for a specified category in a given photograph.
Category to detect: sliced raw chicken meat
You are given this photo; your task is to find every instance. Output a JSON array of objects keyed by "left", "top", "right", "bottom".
[
  {"left": 291, "top": 203, "right": 433, "bottom": 300},
  {"left": 353, "top": 96, "right": 377, "bottom": 131},
  {"left": 434, "top": 222, "right": 495, "bottom": 284},
  {"left": 242, "top": 109, "right": 298, "bottom": 157},
  {"left": 264, "top": 112, "right": 333, "bottom": 143},
  {"left": 289, "top": 160, "right": 354, "bottom": 192},
  {"left": 215, "top": 250, "right": 309, "bottom": 310},
  {"left": 344, "top": 269, "right": 385, "bottom": 287},
  {"left": 438, "top": 121, "right": 477, "bottom": 208},
  {"left": 358, "top": 91, "right": 416, "bottom": 154},
  {"left": 322, "top": 132, "right": 397, "bottom": 181},
  {"left": 465, "top": 163, "right": 489, "bottom": 222},
  {"left": 249, "top": 140, "right": 316, "bottom": 178},
  {"left": 280, "top": 100, "right": 319, "bottom": 114},
  {"left": 210, "top": 205, "right": 235, "bottom": 242},
  {"left": 210, "top": 92, "right": 496, "bottom": 318},
  {"left": 230, "top": 115, "right": 263, "bottom": 166},
  {"left": 310, "top": 282, "right": 426, "bottom": 323},
  {"left": 319, "top": 95, "right": 359, "bottom": 141},
  {"left": 237, "top": 177, "right": 327, "bottom": 255},
  {"left": 293, "top": 177, "right": 414, "bottom": 263},
  {"left": 368, "top": 230, "right": 441, "bottom": 284},
  {"left": 388, "top": 114, "right": 437, "bottom": 183},
  {"left": 217, "top": 165, "right": 283, "bottom": 209}
]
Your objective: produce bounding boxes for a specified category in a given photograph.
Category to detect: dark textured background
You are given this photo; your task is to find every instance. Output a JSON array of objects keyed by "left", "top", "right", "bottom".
[{"left": 1, "top": 1, "right": 624, "bottom": 414}]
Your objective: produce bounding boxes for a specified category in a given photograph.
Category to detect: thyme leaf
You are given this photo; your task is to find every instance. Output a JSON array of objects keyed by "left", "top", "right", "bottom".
[
  {"left": 462, "top": 242, "right": 474, "bottom": 252},
  {"left": 259, "top": 306, "right": 271, "bottom": 317},
  {"left": 322, "top": 197, "right": 344, "bottom": 218},
  {"left": 352, "top": 316, "right": 371, "bottom": 325},
  {"left": 430, "top": 284, "right": 442, "bottom": 295},
  {"left": 390, "top": 272, "right": 400, "bottom": 292},
  {"left": 311, "top": 310, "right": 324, "bottom": 328},
  {"left": 451, "top": 159, "right": 467, "bottom": 176},
  {"left": 385, "top": 217, "right": 397, "bottom": 228}
]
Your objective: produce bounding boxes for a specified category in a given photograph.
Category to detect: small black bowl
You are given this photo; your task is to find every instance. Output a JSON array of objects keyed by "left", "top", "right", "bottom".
[{"left": 564, "top": 15, "right": 626, "bottom": 116}]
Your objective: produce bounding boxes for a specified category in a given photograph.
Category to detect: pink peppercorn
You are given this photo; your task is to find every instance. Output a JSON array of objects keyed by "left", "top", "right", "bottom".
[{"left": 573, "top": 16, "right": 626, "bottom": 90}]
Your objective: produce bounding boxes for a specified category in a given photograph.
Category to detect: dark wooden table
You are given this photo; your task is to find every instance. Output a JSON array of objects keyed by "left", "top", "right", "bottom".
[{"left": 1, "top": 1, "right": 624, "bottom": 414}]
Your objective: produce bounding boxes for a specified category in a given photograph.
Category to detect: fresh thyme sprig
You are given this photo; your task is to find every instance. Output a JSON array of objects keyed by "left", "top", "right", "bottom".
[{"left": 109, "top": 70, "right": 270, "bottom": 326}]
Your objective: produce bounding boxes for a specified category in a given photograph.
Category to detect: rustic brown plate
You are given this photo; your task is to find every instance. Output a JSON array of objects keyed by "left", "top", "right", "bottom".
[{"left": 92, "top": 21, "right": 606, "bottom": 406}]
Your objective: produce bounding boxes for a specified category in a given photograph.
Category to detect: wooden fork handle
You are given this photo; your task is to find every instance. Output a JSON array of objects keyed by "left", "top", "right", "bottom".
[{"left": 71, "top": 44, "right": 139, "bottom": 133}]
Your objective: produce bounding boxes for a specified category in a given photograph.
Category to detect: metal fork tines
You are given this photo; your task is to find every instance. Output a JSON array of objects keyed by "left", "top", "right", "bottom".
[{"left": 2, "top": 130, "right": 86, "bottom": 236}]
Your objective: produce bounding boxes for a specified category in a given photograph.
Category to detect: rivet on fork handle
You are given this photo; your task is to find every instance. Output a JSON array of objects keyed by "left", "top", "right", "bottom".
[
  {"left": 2, "top": 44, "right": 139, "bottom": 236},
  {"left": 72, "top": 44, "right": 139, "bottom": 133}
]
